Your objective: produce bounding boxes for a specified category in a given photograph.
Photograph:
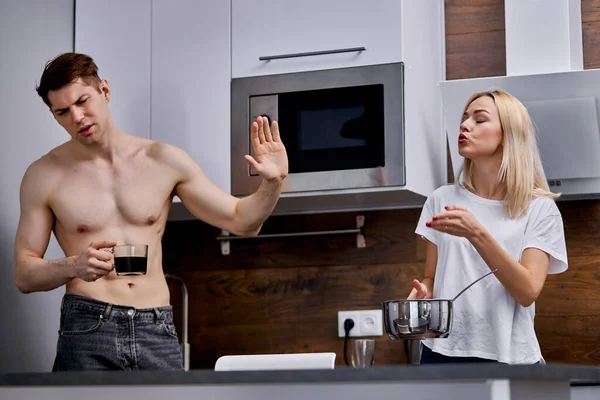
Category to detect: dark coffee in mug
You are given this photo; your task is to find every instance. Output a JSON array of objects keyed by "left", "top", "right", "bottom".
[
  {"left": 113, "top": 244, "right": 148, "bottom": 276},
  {"left": 114, "top": 256, "right": 147, "bottom": 276}
]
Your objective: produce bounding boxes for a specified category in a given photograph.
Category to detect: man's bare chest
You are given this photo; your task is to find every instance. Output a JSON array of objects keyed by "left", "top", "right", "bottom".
[{"left": 49, "top": 166, "right": 175, "bottom": 234}]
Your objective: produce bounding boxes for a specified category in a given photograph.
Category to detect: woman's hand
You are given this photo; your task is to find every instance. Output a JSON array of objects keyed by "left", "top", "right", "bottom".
[
  {"left": 407, "top": 278, "right": 432, "bottom": 299},
  {"left": 426, "top": 205, "right": 485, "bottom": 240}
]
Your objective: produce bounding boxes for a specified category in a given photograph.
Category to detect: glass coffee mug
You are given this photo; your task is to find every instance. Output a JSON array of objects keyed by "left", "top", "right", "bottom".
[
  {"left": 113, "top": 244, "right": 148, "bottom": 276},
  {"left": 351, "top": 339, "right": 375, "bottom": 368}
]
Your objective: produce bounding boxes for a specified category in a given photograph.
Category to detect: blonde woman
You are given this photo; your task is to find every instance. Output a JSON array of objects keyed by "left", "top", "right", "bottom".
[{"left": 409, "top": 90, "right": 568, "bottom": 364}]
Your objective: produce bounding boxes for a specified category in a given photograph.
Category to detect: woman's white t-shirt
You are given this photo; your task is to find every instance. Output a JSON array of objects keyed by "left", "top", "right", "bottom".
[{"left": 415, "top": 184, "right": 568, "bottom": 364}]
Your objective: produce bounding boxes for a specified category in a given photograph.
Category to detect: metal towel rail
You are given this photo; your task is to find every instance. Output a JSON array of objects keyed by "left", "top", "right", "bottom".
[
  {"left": 216, "top": 215, "right": 366, "bottom": 255},
  {"left": 164, "top": 274, "right": 190, "bottom": 371}
]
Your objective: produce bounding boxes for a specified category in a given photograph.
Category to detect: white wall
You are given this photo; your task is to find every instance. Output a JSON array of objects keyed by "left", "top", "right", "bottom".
[{"left": 0, "top": 0, "right": 74, "bottom": 373}]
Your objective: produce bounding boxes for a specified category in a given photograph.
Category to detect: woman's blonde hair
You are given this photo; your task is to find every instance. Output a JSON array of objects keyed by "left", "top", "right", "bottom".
[{"left": 457, "top": 90, "right": 558, "bottom": 218}]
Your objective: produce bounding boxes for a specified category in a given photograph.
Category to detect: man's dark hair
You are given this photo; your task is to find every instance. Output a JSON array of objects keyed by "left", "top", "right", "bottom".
[{"left": 36, "top": 52, "right": 102, "bottom": 108}]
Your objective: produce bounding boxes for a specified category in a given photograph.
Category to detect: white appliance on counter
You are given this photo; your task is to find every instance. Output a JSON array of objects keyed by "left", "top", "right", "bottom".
[{"left": 214, "top": 352, "right": 336, "bottom": 371}]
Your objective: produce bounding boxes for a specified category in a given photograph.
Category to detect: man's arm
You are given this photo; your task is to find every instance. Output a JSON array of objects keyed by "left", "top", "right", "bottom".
[
  {"left": 169, "top": 117, "right": 287, "bottom": 237},
  {"left": 167, "top": 147, "right": 283, "bottom": 237},
  {"left": 14, "top": 162, "right": 114, "bottom": 293}
]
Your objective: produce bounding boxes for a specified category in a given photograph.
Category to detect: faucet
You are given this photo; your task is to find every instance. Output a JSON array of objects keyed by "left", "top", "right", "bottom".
[{"left": 165, "top": 273, "right": 190, "bottom": 371}]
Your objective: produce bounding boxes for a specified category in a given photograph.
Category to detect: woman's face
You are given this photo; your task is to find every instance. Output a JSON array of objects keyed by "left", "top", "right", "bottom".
[{"left": 458, "top": 96, "right": 503, "bottom": 160}]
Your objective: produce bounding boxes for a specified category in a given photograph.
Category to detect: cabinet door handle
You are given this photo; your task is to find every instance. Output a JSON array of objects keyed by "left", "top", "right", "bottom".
[{"left": 259, "top": 46, "right": 366, "bottom": 61}]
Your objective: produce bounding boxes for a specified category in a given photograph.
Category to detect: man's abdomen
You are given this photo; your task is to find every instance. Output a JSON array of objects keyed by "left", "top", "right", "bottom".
[{"left": 66, "top": 266, "right": 172, "bottom": 309}]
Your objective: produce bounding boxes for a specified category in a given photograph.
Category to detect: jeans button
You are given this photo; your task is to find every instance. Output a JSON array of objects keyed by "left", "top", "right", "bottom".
[{"left": 127, "top": 309, "right": 135, "bottom": 316}]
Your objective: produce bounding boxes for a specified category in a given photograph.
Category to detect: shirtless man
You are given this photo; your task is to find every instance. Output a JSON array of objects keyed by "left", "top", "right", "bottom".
[{"left": 13, "top": 53, "right": 288, "bottom": 371}]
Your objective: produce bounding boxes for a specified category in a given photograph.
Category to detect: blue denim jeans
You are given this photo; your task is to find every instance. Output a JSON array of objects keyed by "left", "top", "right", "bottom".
[
  {"left": 52, "top": 294, "right": 184, "bottom": 371},
  {"left": 420, "top": 345, "right": 501, "bottom": 364}
]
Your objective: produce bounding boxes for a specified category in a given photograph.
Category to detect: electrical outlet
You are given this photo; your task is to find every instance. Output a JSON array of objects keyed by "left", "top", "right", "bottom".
[
  {"left": 337, "top": 309, "right": 383, "bottom": 337},
  {"left": 337, "top": 311, "right": 359, "bottom": 337},
  {"left": 359, "top": 309, "right": 383, "bottom": 336}
]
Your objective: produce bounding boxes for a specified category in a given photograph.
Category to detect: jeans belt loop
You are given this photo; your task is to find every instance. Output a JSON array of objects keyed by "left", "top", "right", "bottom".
[
  {"left": 153, "top": 308, "right": 163, "bottom": 323},
  {"left": 101, "top": 304, "right": 112, "bottom": 320}
]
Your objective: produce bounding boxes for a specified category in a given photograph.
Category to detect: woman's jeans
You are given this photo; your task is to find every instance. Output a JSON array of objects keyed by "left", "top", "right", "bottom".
[{"left": 420, "top": 344, "right": 501, "bottom": 364}]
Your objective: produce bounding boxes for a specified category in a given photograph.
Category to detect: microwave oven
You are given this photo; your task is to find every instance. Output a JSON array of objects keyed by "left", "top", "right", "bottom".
[{"left": 230, "top": 62, "right": 405, "bottom": 196}]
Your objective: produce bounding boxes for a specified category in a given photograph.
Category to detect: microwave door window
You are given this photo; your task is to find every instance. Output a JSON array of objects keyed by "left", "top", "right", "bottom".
[
  {"left": 279, "top": 84, "right": 385, "bottom": 174},
  {"left": 298, "top": 106, "right": 367, "bottom": 151}
]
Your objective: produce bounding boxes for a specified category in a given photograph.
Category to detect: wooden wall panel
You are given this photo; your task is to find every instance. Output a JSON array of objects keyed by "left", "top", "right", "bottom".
[
  {"left": 164, "top": 211, "right": 424, "bottom": 368},
  {"left": 444, "top": 0, "right": 506, "bottom": 79},
  {"left": 444, "top": 0, "right": 506, "bottom": 35},
  {"left": 168, "top": 261, "right": 423, "bottom": 368},
  {"left": 582, "top": 0, "right": 600, "bottom": 22},
  {"left": 164, "top": 0, "right": 600, "bottom": 369},
  {"left": 583, "top": 20, "right": 600, "bottom": 69}
]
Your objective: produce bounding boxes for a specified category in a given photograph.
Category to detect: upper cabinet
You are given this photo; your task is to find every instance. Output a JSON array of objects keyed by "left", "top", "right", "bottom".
[
  {"left": 231, "top": 0, "right": 403, "bottom": 78},
  {"left": 151, "top": 0, "right": 231, "bottom": 193},
  {"left": 75, "top": 0, "right": 152, "bottom": 139},
  {"left": 75, "top": 0, "right": 231, "bottom": 193}
]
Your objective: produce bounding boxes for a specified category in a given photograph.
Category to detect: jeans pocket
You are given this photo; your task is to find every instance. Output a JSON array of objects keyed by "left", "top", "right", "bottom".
[
  {"left": 161, "top": 321, "right": 179, "bottom": 340},
  {"left": 59, "top": 307, "right": 105, "bottom": 336}
]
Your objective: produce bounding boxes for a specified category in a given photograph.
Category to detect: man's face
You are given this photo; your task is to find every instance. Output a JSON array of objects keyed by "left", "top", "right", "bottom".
[{"left": 47, "top": 78, "right": 111, "bottom": 145}]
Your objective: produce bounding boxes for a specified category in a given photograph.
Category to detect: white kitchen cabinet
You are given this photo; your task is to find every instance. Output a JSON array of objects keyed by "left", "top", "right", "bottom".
[
  {"left": 151, "top": 0, "right": 231, "bottom": 194},
  {"left": 231, "top": 0, "right": 403, "bottom": 78},
  {"left": 75, "top": 0, "right": 151, "bottom": 139},
  {"left": 75, "top": 0, "right": 231, "bottom": 195}
]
